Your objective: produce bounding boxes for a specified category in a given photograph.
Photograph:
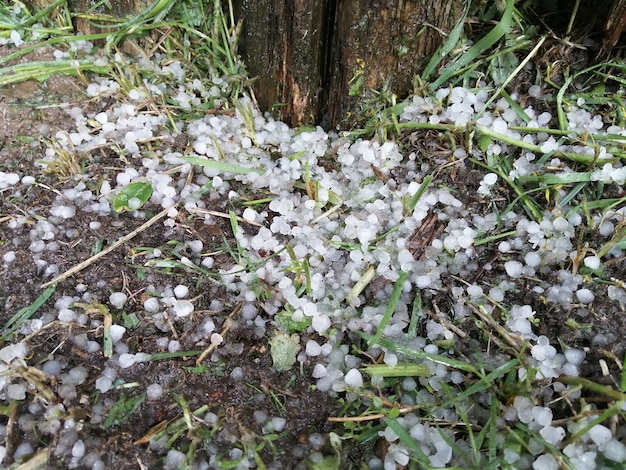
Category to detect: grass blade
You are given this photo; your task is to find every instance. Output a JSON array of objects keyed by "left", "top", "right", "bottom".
[
  {"left": 384, "top": 416, "right": 432, "bottom": 465},
  {"left": 179, "top": 155, "right": 262, "bottom": 175},
  {"left": 421, "top": 2, "right": 469, "bottom": 82},
  {"left": 367, "top": 270, "right": 410, "bottom": 346},
  {"left": 2, "top": 284, "right": 56, "bottom": 340},
  {"left": 430, "top": 0, "right": 516, "bottom": 90}
]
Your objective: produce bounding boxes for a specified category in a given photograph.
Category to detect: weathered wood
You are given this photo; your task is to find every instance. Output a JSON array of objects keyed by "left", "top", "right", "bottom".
[
  {"left": 234, "top": 0, "right": 463, "bottom": 128},
  {"left": 601, "top": 0, "right": 626, "bottom": 56},
  {"left": 233, "top": 0, "right": 329, "bottom": 126},
  {"left": 327, "top": 0, "right": 463, "bottom": 128}
]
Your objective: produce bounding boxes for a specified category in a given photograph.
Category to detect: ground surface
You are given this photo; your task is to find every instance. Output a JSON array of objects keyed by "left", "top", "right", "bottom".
[
  {"left": 0, "top": 48, "right": 347, "bottom": 468},
  {"left": 1, "top": 41, "right": 626, "bottom": 470}
]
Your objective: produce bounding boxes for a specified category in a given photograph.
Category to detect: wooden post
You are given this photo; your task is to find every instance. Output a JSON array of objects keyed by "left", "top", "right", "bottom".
[
  {"left": 233, "top": 0, "right": 330, "bottom": 127},
  {"left": 234, "top": 0, "right": 463, "bottom": 128},
  {"left": 327, "top": 0, "right": 462, "bottom": 128}
]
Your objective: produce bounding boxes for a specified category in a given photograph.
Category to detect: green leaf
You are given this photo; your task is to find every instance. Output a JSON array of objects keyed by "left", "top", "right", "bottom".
[
  {"left": 112, "top": 182, "right": 153, "bottom": 213},
  {"left": 276, "top": 309, "right": 312, "bottom": 333},
  {"left": 122, "top": 312, "right": 140, "bottom": 329},
  {"left": 103, "top": 393, "right": 146, "bottom": 428},
  {"left": 179, "top": 155, "right": 262, "bottom": 175},
  {"left": 490, "top": 51, "right": 520, "bottom": 86}
]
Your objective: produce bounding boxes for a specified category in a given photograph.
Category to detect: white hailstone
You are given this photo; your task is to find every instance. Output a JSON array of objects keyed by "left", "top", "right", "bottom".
[
  {"left": 383, "top": 353, "right": 398, "bottom": 366},
  {"left": 29, "top": 240, "right": 45, "bottom": 253},
  {"left": 540, "top": 426, "right": 566, "bottom": 445},
  {"left": 0, "top": 172, "right": 18, "bottom": 188},
  {"left": 118, "top": 353, "right": 137, "bottom": 368},
  {"left": 311, "top": 314, "right": 331, "bottom": 334},
  {"left": 116, "top": 172, "right": 132, "bottom": 186},
  {"left": 187, "top": 240, "right": 203, "bottom": 253},
  {"left": 504, "top": 260, "right": 524, "bottom": 278},
  {"left": 127, "top": 197, "right": 141, "bottom": 210},
  {"left": 608, "top": 285, "right": 626, "bottom": 303},
  {"left": 13, "top": 443, "right": 34, "bottom": 462},
  {"left": 564, "top": 348, "right": 585, "bottom": 365},
  {"left": 109, "top": 325, "right": 126, "bottom": 343},
  {"left": 210, "top": 333, "right": 223, "bottom": 346},
  {"left": 344, "top": 368, "right": 363, "bottom": 388},
  {"left": 173, "top": 285, "right": 189, "bottom": 299},
  {"left": 478, "top": 172, "right": 498, "bottom": 195},
  {"left": 531, "top": 337, "right": 556, "bottom": 361},
  {"left": 242, "top": 207, "right": 256, "bottom": 222},
  {"left": 7, "top": 383, "right": 27, "bottom": 400},
  {"left": 164, "top": 450, "right": 186, "bottom": 470},
  {"left": 415, "top": 275, "right": 433, "bottom": 289},
  {"left": 504, "top": 448, "right": 520, "bottom": 464},
  {"left": 230, "top": 367, "right": 244, "bottom": 380},
  {"left": 466, "top": 284, "right": 483, "bottom": 297},
  {"left": 552, "top": 216, "right": 569, "bottom": 232},
  {"left": 562, "top": 363, "right": 579, "bottom": 376},
  {"left": 306, "top": 340, "right": 322, "bottom": 356},
  {"left": 109, "top": 292, "right": 127, "bottom": 309},
  {"left": 312, "top": 364, "right": 327, "bottom": 378},
  {"left": 575, "top": 288, "right": 594, "bottom": 304},
  {"left": 143, "top": 297, "right": 160, "bottom": 312},
  {"left": 603, "top": 439, "right": 626, "bottom": 462},
  {"left": 583, "top": 256, "right": 601, "bottom": 270},
  {"left": 532, "top": 453, "right": 558, "bottom": 470},
  {"left": 22, "top": 175, "right": 35, "bottom": 185},
  {"left": 58, "top": 308, "right": 76, "bottom": 322},
  {"left": 95, "top": 376, "right": 113, "bottom": 393},
  {"left": 388, "top": 444, "right": 410, "bottom": 466},
  {"left": 253, "top": 410, "right": 268, "bottom": 424},
  {"left": 528, "top": 85, "right": 543, "bottom": 98},
  {"left": 587, "top": 424, "right": 612, "bottom": 447},
  {"left": 599, "top": 221, "right": 614, "bottom": 236},
  {"left": 2, "top": 251, "right": 15, "bottom": 263},
  {"left": 41, "top": 359, "right": 62, "bottom": 376},
  {"left": 172, "top": 299, "right": 193, "bottom": 317},
  {"left": 308, "top": 433, "right": 326, "bottom": 450},
  {"left": 9, "top": 29, "right": 24, "bottom": 47},
  {"left": 71, "top": 440, "right": 85, "bottom": 459},
  {"left": 533, "top": 407, "right": 553, "bottom": 427},
  {"left": 498, "top": 241, "right": 511, "bottom": 252},
  {"left": 66, "top": 366, "right": 88, "bottom": 385},
  {"left": 524, "top": 251, "right": 541, "bottom": 268},
  {"left": 146, "top": 383, "right": 163, "bottom": 400},
  {"left": 0, "top": 342, "right": 28, "bottom": 363},
  {"left": 270, "top": 417, "right": 287, "bottom": 432}
]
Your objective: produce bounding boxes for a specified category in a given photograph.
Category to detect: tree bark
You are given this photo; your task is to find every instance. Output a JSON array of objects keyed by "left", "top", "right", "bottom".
[
  {"left": 234, "top": 0, "right": 463, "bottom": 128},
  {"left": 327, "top": 0, "right": 462, "bottom": 128},
  {"left": 233, "top": 0, "right": 330, "bottom": 127}
]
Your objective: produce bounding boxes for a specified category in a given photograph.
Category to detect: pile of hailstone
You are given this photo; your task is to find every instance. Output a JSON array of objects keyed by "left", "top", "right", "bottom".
[{"left": 1, "top": 47, "right": 626, "bottom": 468}]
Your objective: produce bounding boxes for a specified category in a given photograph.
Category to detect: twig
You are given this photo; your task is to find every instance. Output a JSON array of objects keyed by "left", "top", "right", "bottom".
[
  {"left": 195, "top": 302, "right": 242, "bottom": 365},
  {"left": 328, "top": 405, "right": 420, "bottom": 423},
  {"left": 40, "top": 207, "right": 172, "bottom": 288},
  {"left": 187, "top": 207, "right": 263, "bottom": 227}
]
